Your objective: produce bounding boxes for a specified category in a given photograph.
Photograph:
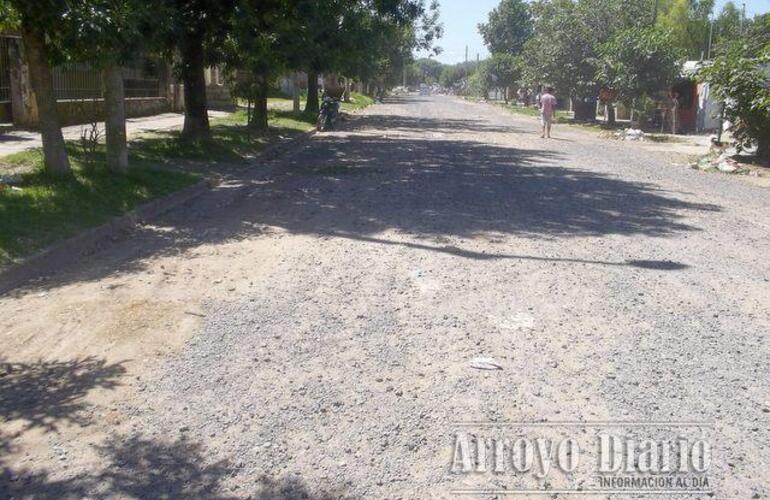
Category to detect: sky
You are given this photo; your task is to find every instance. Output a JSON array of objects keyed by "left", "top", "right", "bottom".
[{"left": 426, "top": 0, "right": 770, "bottom": 65}]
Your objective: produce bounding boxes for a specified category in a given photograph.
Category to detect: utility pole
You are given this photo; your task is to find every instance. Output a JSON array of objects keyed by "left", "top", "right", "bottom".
[
  {"left": 740, "top": 3, "right": 746, "bottom": 33},
  {"left": 465, "top": 45, "right": 468, "bottom": 63},
  {"left": 707, "top": 18, "right": 714, "bottom": 60}
]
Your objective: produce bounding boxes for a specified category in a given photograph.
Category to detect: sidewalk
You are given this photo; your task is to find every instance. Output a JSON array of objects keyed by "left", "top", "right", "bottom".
[{"left": 0, "top": 111, "right": 230, "bottom": 158}]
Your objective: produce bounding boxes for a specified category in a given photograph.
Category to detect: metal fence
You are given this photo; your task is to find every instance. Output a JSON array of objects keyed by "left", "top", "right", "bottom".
[
  {"left": 51, "top": 64, "right": 161, "bottom": 100},
  {"left": 125, "top": 78, "right": 160, "bottom": 98},
  {"left": 0, "top": 40, "right": 162, "bottom": 106},
  {"left": 52, "top": 64, "right": 103, "bottom": 100}
]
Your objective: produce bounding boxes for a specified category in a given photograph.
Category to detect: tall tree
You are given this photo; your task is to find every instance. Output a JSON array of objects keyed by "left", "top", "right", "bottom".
[
  {"left": 656, "top": 0, "right": 715, "bottom": 59},
  {"left": 596, "top": 26, "right": 683, "bottom": 119},
  {"left": 486, "top": 52, "right": 520, "bottom": 102},
  {"left": 701, "top": 12, "right": 770, "bottom": 162},
  {"left": 478, "top": 0, "right": 532, "bottom": 55},
  {"left": 223, "top": 0, "right": 288, "bottom": 131},
  {"left": 69, "top": 0, "right": 156, "bottom": 172},
  {"left": 520, "top": 0, "right": 654, "bottom": 120},
  {"left": 713, "top": 1, "right": 742, "bottom": 49},
  {"left": 280, "top": 0, "right": 441, "bottom": 113},
  {"left": 1, "top": 1, "right": 71, "bottom": 175},
  {"left": 279, "top": 0, "right": 353, "bottom": 114},
  {"left": 159, "top": 0, "right": 236, "bottom": 140}
]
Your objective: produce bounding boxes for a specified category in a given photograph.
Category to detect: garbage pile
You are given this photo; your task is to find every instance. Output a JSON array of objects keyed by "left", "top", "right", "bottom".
[
  {"left": 624, "top": 128, "right": 645, "bottom": 141},
  {"left": 608, "top": 128, "right": 646, "bottom": 141},
  {"left": 691, "top": 147, "right": 752, "bottom": 175}
]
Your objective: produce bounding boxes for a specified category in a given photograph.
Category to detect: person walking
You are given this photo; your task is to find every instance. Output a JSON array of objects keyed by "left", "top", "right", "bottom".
[{"left": 539, "top": 86, "right": 557, "bottom": 139}]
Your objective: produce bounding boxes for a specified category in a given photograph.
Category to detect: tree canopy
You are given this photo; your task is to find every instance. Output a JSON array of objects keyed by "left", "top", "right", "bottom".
[
  {"left": 478, "top": 0, "right": 532, "bottom": 55},
  {"left": 596, "top": 26, "right": 683, "bottom": 106},
  {"left": 700, "top": 10, "right": 770, "bottom": 160}
]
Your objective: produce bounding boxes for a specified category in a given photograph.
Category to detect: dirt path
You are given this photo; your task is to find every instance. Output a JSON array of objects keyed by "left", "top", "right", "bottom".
[{"left": 2, "top": 95, "right": 769, "bottom": 499}]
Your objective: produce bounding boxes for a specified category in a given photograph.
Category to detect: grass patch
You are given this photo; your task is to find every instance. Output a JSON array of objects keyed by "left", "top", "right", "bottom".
[
  {"left": 264, "top": 109, "right": 317, "bottom": 132},
  {"left": 0, "top": 145, "right": 198, "bottom": 265},
  {"left": 132, "top": 108, "right": 317, "bottom": 165},
  {"left": 342, "top": 92, "right": 375, "bottom": 111},
  {"left": 266, "top": 92, "right": 374, "bottom": 114},
  {"left": 0, "top": 100, "right": 358, "bottom": 264}
]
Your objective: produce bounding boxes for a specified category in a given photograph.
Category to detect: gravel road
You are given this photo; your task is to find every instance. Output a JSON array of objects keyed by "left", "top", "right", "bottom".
[{"left": 2, "top": 95, "right": 769, "bottom": 499}]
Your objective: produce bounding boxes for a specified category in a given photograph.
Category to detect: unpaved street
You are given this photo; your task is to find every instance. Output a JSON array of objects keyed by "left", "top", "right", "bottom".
[{"left": 2, "top": 95, "right": 769, "bottom": 499}]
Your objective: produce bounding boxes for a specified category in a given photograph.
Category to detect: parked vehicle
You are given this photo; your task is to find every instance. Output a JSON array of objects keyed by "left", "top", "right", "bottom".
[{"left": 317, "top": 95, "right": 340, "bottom": 131}]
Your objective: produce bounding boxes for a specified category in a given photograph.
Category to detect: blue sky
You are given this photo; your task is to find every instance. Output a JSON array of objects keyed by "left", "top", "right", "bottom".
[{"left": 427, "top": 0, "right": 770, "bottom": 64}]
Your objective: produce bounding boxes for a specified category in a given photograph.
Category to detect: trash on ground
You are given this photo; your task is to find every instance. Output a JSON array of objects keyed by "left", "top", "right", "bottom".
[
  {"left": 716, "top": 155, "right": 739, "bottom": 173},
  {"left": 691, "top": 148, "right": 753, "bottom": 175},
  {"left": 470, "top": 357, "right": 503, "bottom": 370}
]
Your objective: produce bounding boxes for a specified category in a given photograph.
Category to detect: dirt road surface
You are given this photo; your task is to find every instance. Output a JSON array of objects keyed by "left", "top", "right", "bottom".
[{"left": 2, "top": 95, "right": 769, "bottom": 499}]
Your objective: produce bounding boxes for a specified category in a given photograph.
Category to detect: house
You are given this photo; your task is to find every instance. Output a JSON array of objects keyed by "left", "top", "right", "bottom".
[
  {"left": 0, "top": 33, "right": 233, "bottom": 128},
  {"left": 674, "top": 61, "right": 721, "bottom": 134}
]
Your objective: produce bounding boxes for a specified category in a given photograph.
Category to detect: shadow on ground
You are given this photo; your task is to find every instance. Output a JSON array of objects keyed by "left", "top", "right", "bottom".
[
  {"left": 2, "top": 431, "right": 348, "bottom": 499},
  {"left": 0, "top": 356, "right": 347, "bottom": 498},
  {"left": 347, "top": 112, "right": 523, "bottom": 134},
  {"left": 0, "top": 357, "right": 125, "bottom": 433},
  {"left": 3, "top": 106, "right": 720, "bottom": 293}
]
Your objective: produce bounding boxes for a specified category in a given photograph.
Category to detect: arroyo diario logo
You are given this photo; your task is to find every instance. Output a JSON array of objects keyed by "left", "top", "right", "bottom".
[{"left": 448, "top": 421, "right": 713, "bottom": 496}]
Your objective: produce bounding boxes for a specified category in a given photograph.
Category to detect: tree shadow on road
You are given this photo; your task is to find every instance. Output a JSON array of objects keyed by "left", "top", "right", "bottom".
[
  {"left": 91, "top": 435, "right": 236, "bottom": 499},
  {"left": 3, "top": 112, "right": 721, "bottom": 293},
  {"left": 244, "top": 133, "right": 719, "bottom": 241},
  {"left": 1, "top": 433, "right": 234, "bottom": 499},
  {"left": 2, "top": 430, "right": 350, "bottom": 499},
  {"left": 253, "top": 475, "right": 353, "bottom": 499},
  {"left": 0, "top": 356, "right": 122, "bottom": 498},
  {"left": 0, "top": 356, "right": 346, "bottom": 498},
  {"left": 0, "top": 357, "right": 126, "bottom": 433},
  {"left": 348, "top": 113, "right": 524, "bottom": 134}
]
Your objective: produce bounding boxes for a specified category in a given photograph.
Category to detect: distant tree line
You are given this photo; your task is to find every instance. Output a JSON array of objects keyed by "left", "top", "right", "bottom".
[{"left": 408, "top": 0, "right": 768, "bottom": 159}]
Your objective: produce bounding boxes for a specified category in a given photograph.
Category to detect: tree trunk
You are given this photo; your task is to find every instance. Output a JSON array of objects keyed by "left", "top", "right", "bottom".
[
  {"left": 305, "top": 71, "right": 319, "bottom": 114},
  {"left": 179, "top": 32, "right": 210, "bottom": 140},
  {"left": 20, "top": 24, "right": 70, "bottom": 175},
  {"left": 292, "top": 72, "right": 301, "bottom": 113},
  {"left": 343, "top": 77, "right": 351, "bottom": 102},
  {"left": 757, "top": 140, "right": 769, "bottom": 164},
  {"left": 102, "top": 64, "right": 128, "bottom": 172},
  {"left": 606, "top": 104, "right": 616, "bottom": 126},
  {"left": 251, "top": 73, "right": 269, "bottom": 132},
  {"left": 573, "top": 98, "right": 596, "bottom": 121}
]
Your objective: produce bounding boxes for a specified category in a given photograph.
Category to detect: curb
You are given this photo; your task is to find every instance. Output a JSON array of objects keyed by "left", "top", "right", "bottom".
[
  {"left": 0, "top": 102, "right": 373, "bottom": 295},
  {"left": 0, "top": 179, "right": 211, "bottom": 295}
]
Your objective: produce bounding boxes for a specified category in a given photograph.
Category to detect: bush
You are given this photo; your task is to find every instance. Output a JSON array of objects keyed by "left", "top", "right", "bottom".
[{"left": 699, "top": 45, "right": 770, "bottom": 161}]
